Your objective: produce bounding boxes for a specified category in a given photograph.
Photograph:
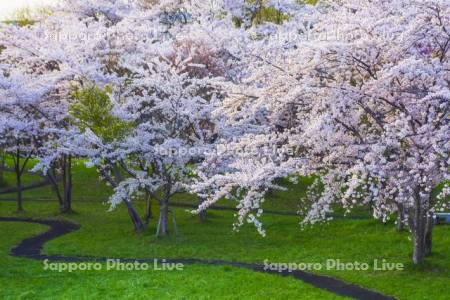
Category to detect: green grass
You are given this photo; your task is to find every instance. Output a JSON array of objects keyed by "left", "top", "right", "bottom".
[
  {"left": 0, "top": 161, "right": 449, "bottom": 299},
  {"left": 0, "top": 159, "right": 113, "bottom": 202},
  {"left": 0, "top": 159, "right": 370, "bottom": 216},
  {"left": 0, "top": 200, "right": 449, "bottom": 299},
  {"left": 0, "top": 221, "right": 340, "bottom": 300}
]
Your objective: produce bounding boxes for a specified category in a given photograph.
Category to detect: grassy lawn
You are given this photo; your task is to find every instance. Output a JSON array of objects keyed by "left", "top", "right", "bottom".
[
  {"left": 0, "top": 201, "right": 449, "bottom": 299},
  {"left": 0, "top": 221, "right": 339, "bottom": 300},
  {"left": 0, "top": 160, "right": 367, "bottom": 215},
  {"left": 0, "top": 163, "right": 449, "bottom": 299},
  {"left": 0, "top": 160, "right": 114, "bottom": 203}
]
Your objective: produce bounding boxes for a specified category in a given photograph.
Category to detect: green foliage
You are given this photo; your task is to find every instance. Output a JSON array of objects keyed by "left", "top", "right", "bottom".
[
  {"left": 4, "top": 8, "right": 35, "bottom": 27},
  {"left": 233, "top": 0, "right": 317, "bottom": 28},
  {"left": 70, "top": 86, "right": 132, "bottom": 143},
  {"left": 254, "top": 6, "right": 289, "bottom": 25},
  {"left": 2, "top": 6, "right": 53, "bottom": 27},
  {"left": 232, "top": 4, "right": 288, "bottom": 27}
]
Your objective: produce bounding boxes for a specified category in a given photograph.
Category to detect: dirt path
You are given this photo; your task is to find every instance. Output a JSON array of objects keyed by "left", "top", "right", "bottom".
[{"left": 0, "top": 217, "right": 395, "bottom": 300}]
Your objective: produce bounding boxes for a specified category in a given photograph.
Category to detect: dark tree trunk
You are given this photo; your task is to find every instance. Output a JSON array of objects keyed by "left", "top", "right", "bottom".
[
  {"left": 61, "top": 156, "right": 67, "bottom": 213},
  {"left": 158, "top": 199, "right": 169, "bottom": 237},
  {"left": 144, "top": 192, "right": 153, "bottom": 225},
  {"left": 14, "top": 149, "right": 23, "bottom": 212},
  {"left": 407, "top": 187, "right": 432, "bottom": 265},
  {"left": 159, "top": 199, "right": 169, "bottom": 236},
  {"left": 107, "top": 163, "right": 145, "bottom": 232},
  {"left": 198, "top": 197, "right": 207, "bottom": 223},
  {"left": 0, "top": 150, "right": 6, "bottom": 187},
  {"left": 425, "top": 212, "right": 433, "bottom": 257},
  {"left": 67, "top": 155, "right": 73, "bottom": 211},
  {"left": 412, "top": 226, "right": 426, "bottom": 265},
  {"left": 155, "top": 180, "right": 173, "bottom": 237},
  {"left": 61, "top": 155, "right": 73, "bottom": 213},
  {"left": 15, "top": 167, "right": 23, "bottom": 212},
  {"left": 410, "top": 207, "right": 427, "bottom": 265},
  {"left": 47, "top": 164, "right": 64, "bottom": 209},
  {"left": 397, "top": 203, "right": 405, "bottom": 231},
  {"left": 124, "top": 200, "right": 145, "bottom": 233}
]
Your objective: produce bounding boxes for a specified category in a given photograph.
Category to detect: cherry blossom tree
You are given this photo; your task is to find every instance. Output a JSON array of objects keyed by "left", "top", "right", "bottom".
[
  {"left": 289, "top": 0, "right": 450, "bottom": 265},
  {"left": 193, "top": 0, "right": 449, "bottom": 264},
  {"left": 0, "top": 0, "right": 123, "bottom": 213},
  {"left": 0, "top": 21, "right": 73, "bottom": 212},
  {"left": 23, "top": 0, "right": 239, "bottom": 234},
  {"left": 80, "top": 4, "right": 239, "bottom": 235}
]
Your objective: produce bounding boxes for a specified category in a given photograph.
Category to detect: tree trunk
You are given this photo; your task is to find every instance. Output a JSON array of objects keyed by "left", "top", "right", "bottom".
[
  {"left": 410, "top": 208, "right": 427, "bottom": 265},
  {"left": 396, "top": 203, "right": 405, "bottom": 231},
  {"left": 397, "top": 215, "right": 405, "bottom": 231},
  {"left": 198, "top": 197, "right": 207, "bottom": 223},
  {"left": 124, "top": 200, "right": 145, "bottom": 233},
  {"left": 47, "top": 164, "right": 64, "bottom": 209},
  {"left": 61, "top": 155, "right": 73, "bottom": 214},
  {"left": 0, "top": 150, "right": 6, "bottom": 187},
  {"left": 425, "top": 212, "right": 433, "bottom": 257},
  {"left": 158, "top": 199, "right": 169, "bottom": 237},
  {"left": 61, "top": 156, "right": 67, "bottom": 213},
  {"left": 144, "top": 192, "right": 153, "bottom": 225},
  {"left": 15, "top": 149, "right": 23, "bottom": 212},
  {"left": 412, "top": 228, "right": 426, "bottom": 265},
  {"left": 67, "top": 155, "right": 73, "bottom": 211},
  {"left": 106, "top": 163, "right": 145, "bottom": 232}
]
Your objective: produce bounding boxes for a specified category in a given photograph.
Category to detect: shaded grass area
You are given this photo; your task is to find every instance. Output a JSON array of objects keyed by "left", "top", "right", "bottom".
[
  {"left": 0, "top": 160, "right": 371, "bottom": 217},
  {"left": 0, "top": 160, "right": 113, "bottom": 202},
  {"left": 0, "top": 201, "right": 449, "bottom": 300}
]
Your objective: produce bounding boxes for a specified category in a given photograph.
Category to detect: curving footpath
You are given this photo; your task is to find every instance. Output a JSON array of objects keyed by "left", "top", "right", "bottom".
[{"left": 1, "top": 217, "right": 395, "bottom": 300}]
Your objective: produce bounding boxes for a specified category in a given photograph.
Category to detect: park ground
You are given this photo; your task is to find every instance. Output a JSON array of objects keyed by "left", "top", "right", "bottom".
[{"left": 0, "top": 162, "right": 449, "bottom": 299}]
